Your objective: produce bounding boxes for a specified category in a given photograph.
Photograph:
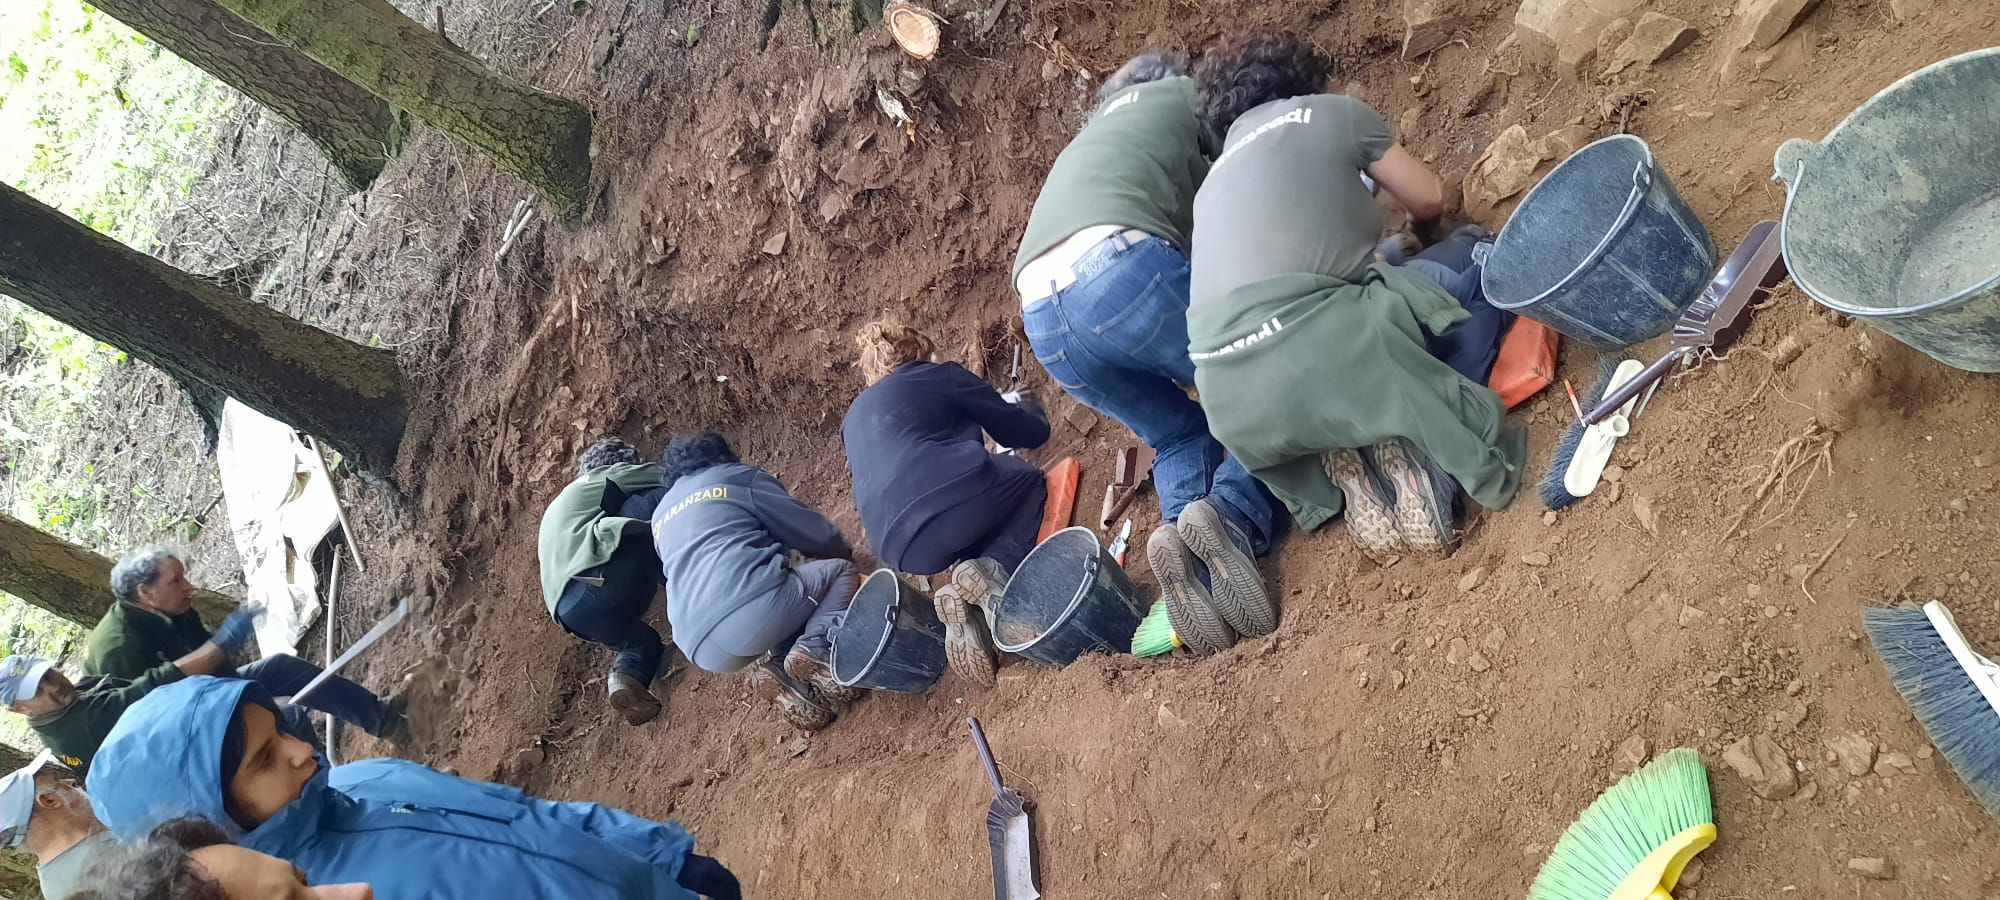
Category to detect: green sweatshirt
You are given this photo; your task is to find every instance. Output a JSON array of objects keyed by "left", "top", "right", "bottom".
[
  {"left": 85, "top": 601, "right": 212, "bottom": 679},
  {"left": 1188, "top": 265, "right": 1526, "bottom": 531},
  {"left": 29, "top": 662, "right": 185, "bottom": 777},
  {"left": 537, "top": 463, "right": 664, "bottom": 615}
]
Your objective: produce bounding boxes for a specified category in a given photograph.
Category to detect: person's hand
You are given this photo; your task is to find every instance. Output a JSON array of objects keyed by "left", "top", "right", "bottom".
[{"left": 211, "top": 606, "right": 260, "bottom": 653}]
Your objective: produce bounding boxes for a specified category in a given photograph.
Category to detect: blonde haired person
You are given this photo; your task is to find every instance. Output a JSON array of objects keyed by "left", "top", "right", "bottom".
[{"left": 840, "top": 320, "right": 1051, "bottom": 687}]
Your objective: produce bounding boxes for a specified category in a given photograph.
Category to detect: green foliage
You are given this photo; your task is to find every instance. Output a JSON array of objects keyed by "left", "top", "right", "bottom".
[
  {"left": 0, "top": 1, "right": 236, "bottom": 683},
  {"left": 0, "top": 0, "right": 233, "bottom": 548}
]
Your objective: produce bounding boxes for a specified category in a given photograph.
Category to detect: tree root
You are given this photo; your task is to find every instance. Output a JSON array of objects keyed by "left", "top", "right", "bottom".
[{"left": 1722, "top": 421, "right": 1836, "bottom": 540}]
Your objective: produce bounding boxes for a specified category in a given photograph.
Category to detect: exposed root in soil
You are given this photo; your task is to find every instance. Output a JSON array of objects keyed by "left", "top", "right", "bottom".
[{"left": 1723, "top": 421, "right": 1836, "bottom": 540}]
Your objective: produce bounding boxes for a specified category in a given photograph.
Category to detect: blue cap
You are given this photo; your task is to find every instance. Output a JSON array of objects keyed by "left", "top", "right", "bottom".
[
  {"left": 0, "top": 656, "right": 55, "bottom": 707},
  {"left": 0, "top": 750, "right": 54, "bottom": 847}
]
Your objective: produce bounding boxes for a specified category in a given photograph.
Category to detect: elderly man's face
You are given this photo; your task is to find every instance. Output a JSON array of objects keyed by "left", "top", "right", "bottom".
[{"left": 137, "top": 557, "right": 197, "bottom": 616}]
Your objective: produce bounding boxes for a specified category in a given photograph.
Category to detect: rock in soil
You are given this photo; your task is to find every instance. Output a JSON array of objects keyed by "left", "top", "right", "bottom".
[
  {"left": 1403, "top": 0, "right": 1470, "bottom": 57},
  {"left": 1465, "top": 125, "right": 1547, "bottom": 216},
  {"left": 1446, "top": 637, "right": 1470, "bottom": 665},
  {"left": 1732, "top": 0, "right": 1822, "bottom": 51},
  {"left": 1458, "top": 566, "right": 1487, "bottom": 592},
  {"left": 1873, "top": 751, "right": 1916, "bottom": 776},
  {"left": 1846, "top": 857, "right": 1895, "bottom": 880},
  {"left": 1520, "top": 551, "right": 1552, "bottom": 567},
  {"left": 1614, "top": 734, "right": 1650, "bottom": 772},
  {"left": 1604, "top": 12, "right": 1698, "bottom": 74},
  {"left": 1722, "top": 735, "right": 1799, "bottom": 799}
]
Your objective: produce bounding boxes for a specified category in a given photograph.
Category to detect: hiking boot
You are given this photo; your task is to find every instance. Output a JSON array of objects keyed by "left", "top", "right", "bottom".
[
  {"left": 933, "top": 558, "right": 1005, "bottom": 688},
  {"left": 1176, "top": 498, "right": 1275, "bottom": 637},
  {"left": 607, "top": 671, "right": 663, "bottom": 726},
  {"left": 784, "top": 643, "right": 861, "bottom": 704},
  {"left": 372, "top": 687, "right": 413, "bottom": 745},
  {"left": 1145, "top": 525, "right": 1235, "bottom": 654},
  {"left": 750, "top": 658, "right": 836, "bottom": 731},
  {"left": 1324, "top": 448, "right": 1404, "bottom": 564},
  {"left": 1369, "top": 438, "right": 1464, "bottom": 556}
]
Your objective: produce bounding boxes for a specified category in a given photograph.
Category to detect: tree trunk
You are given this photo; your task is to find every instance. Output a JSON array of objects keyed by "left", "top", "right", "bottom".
[
  {"left": 215, "top": 0, "right": 593, "bottom": 216},
  {"left": 0, "top": 514, "right": 237, "bottom": 628},
  {"left": 0, "top": 183, "right": 408, "bottom": 476},
  {"left": 88, "top": 0, "right": 404, "bottom": 190}
]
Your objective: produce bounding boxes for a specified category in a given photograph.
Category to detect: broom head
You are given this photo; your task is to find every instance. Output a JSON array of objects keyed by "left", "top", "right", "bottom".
[
  {"left": 1131, "top": 600, "right": 1181, "bottom": 657},
  {"left": 1861, "top": 601, "right": 2000, "bottom": 820},
  {"left": 1539, "top": 356, "right": 1626, "bottom": 510},
  {"left": 1529, "top": 748, "right": 1715, "bottom": 900}
]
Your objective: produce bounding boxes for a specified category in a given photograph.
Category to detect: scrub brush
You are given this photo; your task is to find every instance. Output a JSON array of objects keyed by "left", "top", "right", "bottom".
[
  {"left": 1861, "top": 601, "right": 2000, "bottom": 819},
  {"left": 1131, "top": 601, "right": 1182, "bottom": 657},
  {"left": 1540, "top": 356, "right": 1642, "bottom": 510},
  {"left": 1529, "top": 748, "right": 1715, "bottom": 900}
]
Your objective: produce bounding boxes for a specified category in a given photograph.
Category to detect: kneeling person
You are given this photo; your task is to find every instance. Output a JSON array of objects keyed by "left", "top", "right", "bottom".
[
  {"left": 538, "top": 437, "right": 672, "bottom": 725},
  {"left": 652, "top": 432, "right": 860, "bottom": 730}
]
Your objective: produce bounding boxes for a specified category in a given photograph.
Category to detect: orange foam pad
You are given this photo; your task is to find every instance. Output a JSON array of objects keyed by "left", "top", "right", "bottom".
[
  {"left": 1490, "top": 317, "right": 1560, "bottom": 410},
  {"left": 1038, "top": 457, "right": 1081, "bottom": 542}
]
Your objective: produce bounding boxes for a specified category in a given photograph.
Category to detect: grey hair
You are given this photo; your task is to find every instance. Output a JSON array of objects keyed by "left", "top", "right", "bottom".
[
  {"left": 110, "top": 547, "right": 178, "bottom": 604},
  {"left": 1098, "top": 52, "right": 1188, "bottom": 104}
]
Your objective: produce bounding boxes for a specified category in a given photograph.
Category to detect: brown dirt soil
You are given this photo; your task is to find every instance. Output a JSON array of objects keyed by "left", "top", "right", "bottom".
[{"left": 267, "top": 0, "right": 2000, "bottom": 896}]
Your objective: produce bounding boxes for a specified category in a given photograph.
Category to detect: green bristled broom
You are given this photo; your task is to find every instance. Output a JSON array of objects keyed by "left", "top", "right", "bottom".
[
  {"left": 1131, "top": 601, "right": 1182, "bottom": 657},
  {"left": 1529, "top": 748, "right": 1715, "bottom": 900}
]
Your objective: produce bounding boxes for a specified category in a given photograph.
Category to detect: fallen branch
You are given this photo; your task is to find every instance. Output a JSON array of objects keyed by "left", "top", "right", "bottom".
[{"left": 494, "top": 199, "right": 534, "bottom": 263}]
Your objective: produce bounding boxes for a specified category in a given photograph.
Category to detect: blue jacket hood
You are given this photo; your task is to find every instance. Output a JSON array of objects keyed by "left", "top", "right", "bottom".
[
  {"left": 84, "top": 678, "right": 701, "bottom": 900},
  {"left": 88, "top": 676, "right": 256, "bottom": 839}
]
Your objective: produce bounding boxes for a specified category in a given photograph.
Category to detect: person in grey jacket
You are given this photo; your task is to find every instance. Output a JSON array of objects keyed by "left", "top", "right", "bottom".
[{"left": 650, "top": 432, "right": 861, "bottom": 730}]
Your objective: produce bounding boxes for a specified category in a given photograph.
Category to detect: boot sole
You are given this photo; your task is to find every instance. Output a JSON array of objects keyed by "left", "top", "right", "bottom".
[
  {"left": 785, "top": 650, "right": 862, "bottom": 704},
  {"left": 1372, "top": 440, "right": 1459, "bottom": 556},
  {"left": 1146, "top": 527, "right": 1235, "bottom": 654},
  {"left": 609, "top": 685, "right": 663, "bottom": 726},
  {"left": 933, "top": 573, "right": 999, "bottom": 688},
  {"left": 751, "top": 663, "right": 836, "bottom": 730},
  {"left": 1325, "top": 449, "right": 1406, "bottom": 563},
  {"left": 1178, "top": 500, "right": 1277, "bottom": 637}
]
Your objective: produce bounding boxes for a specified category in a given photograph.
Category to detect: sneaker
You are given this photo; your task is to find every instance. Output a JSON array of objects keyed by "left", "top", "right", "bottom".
[
  {"left": 1145, "top": 525, "right": 1235, "bottom": 654},
  {"left": 1369, "top": 438, "right": 1464, "bottom": 556},
  {"left": 607, "top": 671, "right": 663, "bottom": 726},
  {"left": 1325, "top": 448, "right": 1405, "bottom": 563},
  {"left": 784, "top": 643, "right": 861, "bottom": 704},
  {"left": 933, "top": 558, "right": 1005, "bottom": 688},
  {"left": 373, "top": 686, "right": 414, "bottom": 745},
  {"left": 1176, "top": 498, "right": 1276, "bottom": 637},
  {"left": 750, "top": 658, "right": 836, "bottom": 731}
]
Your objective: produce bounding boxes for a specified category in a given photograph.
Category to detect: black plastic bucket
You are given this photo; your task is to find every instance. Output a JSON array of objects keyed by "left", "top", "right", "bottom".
[
  {"left": 992, "top": 527, "right": 1145, "bottom": 668},
  {"left": 1479, "top": 135, "right": 1717, "bottom": 350},
  {"left": 829, "top": 568, "right": 948, "bottom": 693}
]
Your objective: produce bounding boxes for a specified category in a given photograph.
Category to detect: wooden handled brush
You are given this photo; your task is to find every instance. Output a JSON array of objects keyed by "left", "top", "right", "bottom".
[{"left": 1585, "top": 220, "right": 1789, "bottom": 424}]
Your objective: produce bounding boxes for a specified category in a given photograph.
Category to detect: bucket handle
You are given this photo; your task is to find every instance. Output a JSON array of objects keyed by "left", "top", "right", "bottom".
[
  {"left": 1566, "top": 159, "right": 1654, "bottom": 284},
  {"left": 1771, "top": 137, "right": 1816, "bottom": 200}
]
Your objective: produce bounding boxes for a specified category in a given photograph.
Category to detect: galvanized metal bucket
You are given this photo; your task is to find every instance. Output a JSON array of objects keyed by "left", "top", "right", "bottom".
[{"left": 1775, "top": 47, "right": 2000, "bottom": 372}]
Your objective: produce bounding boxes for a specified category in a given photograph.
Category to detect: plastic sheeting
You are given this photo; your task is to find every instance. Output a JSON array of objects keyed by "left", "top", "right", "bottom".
[{"left": 216, "top": 400, "right": 342, "bottom": 657}]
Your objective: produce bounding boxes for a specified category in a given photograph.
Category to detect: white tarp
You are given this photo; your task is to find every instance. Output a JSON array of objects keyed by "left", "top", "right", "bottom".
[{"left": 215, "top": 400, "right": 342, "bottom": 657}]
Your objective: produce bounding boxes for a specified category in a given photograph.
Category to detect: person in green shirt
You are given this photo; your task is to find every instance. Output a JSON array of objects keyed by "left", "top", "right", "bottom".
[
  {"left": 92, "top": 548, "right": 407, "bottom": 743},
  {"left": 1015, "top": 52, "right": 1279, "bottom": 650},
  {"left": 536, "top": 437, "right": 672, "bottom": 726},
  {"left": 0, "top": 751, "right": 117, "bottom": 900},
  {"left": 0, "top": 638, "right": 239, "bottom": 778},
  {"left": 1187, "top": 30, "right": 1525, "bottom": 560}
]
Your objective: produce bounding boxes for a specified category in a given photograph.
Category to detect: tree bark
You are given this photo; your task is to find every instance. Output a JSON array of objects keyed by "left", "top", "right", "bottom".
[
  {"left": 1, "top": 514, "right": 237, "bottom": 628},
  {"left": 88, "top": 0, "right": 403, "bottom": 190},
  {"left": 0, "top": 183, "right": 408, "bottom": 476},
  {"left": 214, "top": 0, "right": 593, "bottom": 217}
]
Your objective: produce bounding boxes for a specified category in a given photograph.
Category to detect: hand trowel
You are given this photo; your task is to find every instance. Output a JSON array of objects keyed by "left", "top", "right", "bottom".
[{"left": 968, "top": 717, "right": 1039, "bottom": 900}]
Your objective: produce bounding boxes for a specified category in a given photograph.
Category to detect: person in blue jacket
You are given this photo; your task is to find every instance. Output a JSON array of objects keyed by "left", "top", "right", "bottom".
[{"left": 84, "top": 676, "right": 740, "bottom": 900}]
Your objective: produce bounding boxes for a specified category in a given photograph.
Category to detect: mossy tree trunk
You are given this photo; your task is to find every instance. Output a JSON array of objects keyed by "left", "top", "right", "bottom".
[
  {"left": 88, "top": 0, "right": 404, "bottom": 190},
  {"left": 213, "top": 0, "right": 593, "bottom": 216},
  {"left": 1, "top": 514, "right": 237, "bottom": 628},
  {"left": 0, "top": 183, "right": 408, "bottom": 477}
]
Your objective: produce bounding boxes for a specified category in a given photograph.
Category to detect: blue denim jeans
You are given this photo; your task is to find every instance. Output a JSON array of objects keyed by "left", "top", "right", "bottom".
[{"left": 1022, "top": 234, "right": 1275, "bottom": 554}]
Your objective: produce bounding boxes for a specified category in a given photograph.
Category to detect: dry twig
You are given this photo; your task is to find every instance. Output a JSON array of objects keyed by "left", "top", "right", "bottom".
[{"left": 1722, "top": 421, "right": 1835, "bottom": 539}]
